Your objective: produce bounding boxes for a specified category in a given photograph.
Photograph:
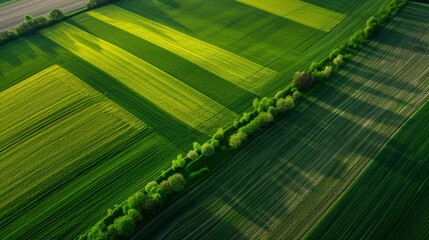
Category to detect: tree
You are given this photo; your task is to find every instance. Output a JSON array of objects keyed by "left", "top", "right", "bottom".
[
  {"left": 229, "top": 131, "right": 247, "bottom": 148},
  {"left": 293, "top": 91, "right": 301, "bottom": 100},
  {"left": 276, "top": 96, "right": 295, "bottom": 112},
  {"left": 127, "top": 209, "right": 142, "bottom": 221},
  {"left": 333, "top": 54, "right": 344, "bottom": 67},
  {"left": 212, "top": 127, "right": 225, "bottom": 140},
  {"left": 48, "top": 9, "right": 65, "bottom": 22},
  {"left": 113, "top": 215, "right": 134, "bottom": 237},
  {"left": 168, "top": 173, "right": 186, "bottom": 192},
  {"left": 186, "top": 149, "right": 199, "bottom": 160},
  {"left": 172, "top": 154, "right": 185, "bottom": 170},
  {"left": 201, "top": 142, "right": 214, "bottom": 156},
  {"left": 293, "top": 71, "right": 314, "bottom": 91},
  {"left": 192, "top": 142, "right": 201, "bottom": 152},
  {"left": 160, "top": 180, "right": 172, "bottom": 195}
]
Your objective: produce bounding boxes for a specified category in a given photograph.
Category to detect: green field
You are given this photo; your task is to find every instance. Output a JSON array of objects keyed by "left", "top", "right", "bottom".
[
  {"left": 1, "top": 0, "right": 422, "bottom": 239},
  {"left": 305, "top": 98, "right": 429, "bottom": 240},
  {"left": 133, "top": 3, "right": 429, "bottom": 239},
  {"left": 0, "top": 65, "right": 180, "bottom": 238}
]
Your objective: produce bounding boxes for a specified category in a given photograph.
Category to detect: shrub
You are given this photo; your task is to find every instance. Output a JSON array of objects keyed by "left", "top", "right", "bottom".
[
  {"left": 168, "top": 173, "right": 186, "bottom": 192},
  {"left": 201, "top": 142, "right": 214, "bottom": 156},
  {"left": 333, "top": 54, "right": 344, "bottom": 67},
  {"left": 192, "top": 142, "right": 201, "bottom": 152},
  {"left": 253, "top": 97, "right": 275, "bottom": 113},
  {"left": 212, "top": 127, "right": 225, "bottom": 140},
  {"left": 210, "top": 138, "right": 220, "bottom": 148},
  {"left": 189, "top": 167, "right": 210, "bottom": 180},
  {"left": 293, "top": 71, "right": 314, "bottom": 91},
  {"left": 276, "top": 96, "right": 295, "bottom": 112},
  {"left": 127, "top": 209, "right": 142, "bottom": 221},
  {"left": 160, "top": 180, "right": 172, "bottom": 195},
  {"left": 145, "top": 181, "right": 161, "bottom": 197},
  {"left": 172, "top": 154, "right": 185, "bottom": 170},
  {"left": 113, "top": 215, "right": 134, "bottom": 237},
  {"left": 229, "top": 131, "right": 247, "bottom": 148},
  {"left": 329, "top": 48, "right": 343, "bottom": 60},
  {"left": 186, "top": 149, "right": 199, "bottom": 160},
  {"left": 48, "top": 9, "right": 65, "bottom": 23},
  {"left": 293, "top": 91, "right": 301, "bottom": 100}
]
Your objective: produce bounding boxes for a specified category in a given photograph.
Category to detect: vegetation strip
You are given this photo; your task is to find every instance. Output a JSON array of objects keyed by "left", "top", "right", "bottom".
[
  {"left": 87, "top": 5, "right": 278, "bottom": 95},
  {"left": 80, "top": 0, "right": 411, "bottom": 239},
  {"left": 42, "top": 22, "right": 238, "bottom": 133}
]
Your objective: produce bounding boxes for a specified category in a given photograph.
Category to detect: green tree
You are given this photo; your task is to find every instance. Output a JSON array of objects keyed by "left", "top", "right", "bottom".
[
  {"left": 201, "top": 142, "right": 214, "bottom": 156},
  {"left": 168, "top": 173, "right": 186, "bottom": 192},
  {"left": 293, "top": 71, "right": 314, "bottom": 91}
]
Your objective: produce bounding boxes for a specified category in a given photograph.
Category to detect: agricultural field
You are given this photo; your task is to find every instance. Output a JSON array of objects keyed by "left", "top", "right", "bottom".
[
  {"left": 1, "top": 0, "right": 426, "bottom": 239},
  {"left": 132, "top": 2, "right": 429, "bottom": 239},
  {"left": 306, "top": 98, "right": 429, "bottom": 239}
]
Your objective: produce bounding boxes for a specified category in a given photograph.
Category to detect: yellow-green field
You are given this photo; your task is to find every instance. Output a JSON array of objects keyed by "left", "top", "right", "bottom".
[
  {"left": 43, "top": 23, "right": 237, "bottom": 133},
  {"left": 87, "top": 5, "right": 278, "bottom": 94},
  {"left": 0, "top": 65, "right": 146, "bottom": 209}
]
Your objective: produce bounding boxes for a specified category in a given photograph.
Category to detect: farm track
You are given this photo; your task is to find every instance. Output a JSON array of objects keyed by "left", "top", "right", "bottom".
[{"left": 133, "top": 3, "right": 429, "bottom": 239}]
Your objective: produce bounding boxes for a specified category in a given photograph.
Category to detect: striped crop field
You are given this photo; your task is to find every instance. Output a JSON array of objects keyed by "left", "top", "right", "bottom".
[
  {"left": 305, "top": 98, "right": 429, "bottom": 240},
  {"left": 1, "top": 0, "right": 423, "bottom": 239},
  {"left": 0, "top": 65, "right": 178, "bottom": 238},
  {"left": 132, "top": 2, "right": 429, "bottom": 239},
  {"left": 42, "top": 23, "right": 238, "bottom": 134},
  {"left": 87, "top": 5, "right": 278, "bottom": 95}
]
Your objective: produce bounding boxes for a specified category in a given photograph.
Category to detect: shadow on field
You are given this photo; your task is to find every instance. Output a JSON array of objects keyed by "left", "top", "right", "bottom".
[
  {"left": 115, "top": 0, "right": 191, "bottom": 34},
  {"left": 341, "top": 59, "right": 422, "bottom": 94},
  {"left": 30, "top": 34, "right": 207, "bottom": 148},
  {"left": 158, "top": 0, "right": 180, "bottom": 8}
]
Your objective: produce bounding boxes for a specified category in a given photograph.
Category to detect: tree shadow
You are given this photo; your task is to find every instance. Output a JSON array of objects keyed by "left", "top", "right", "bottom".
[{"left": 340, "top": 59, "right": 422, "bottom": 94}]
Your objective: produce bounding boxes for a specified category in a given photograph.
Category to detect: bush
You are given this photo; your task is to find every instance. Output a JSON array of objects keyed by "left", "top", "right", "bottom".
[
  {"left": 276, "top": 96, "right": 295, "bottom": 112},
  {"left": 192, "top": 142, "right": 201, "bottom": 152},
  {"left": 253, "top": 97, "right": 275, "bottom": 113},
  {"left": 201, "top": 142, "right": 214, "bottom": 156},
  {"left": 126, "top": 192, "right": 147, "bottom": 211},
  {"left": 212, "top": 127, "right": 225, "bottom": 140},
  {"left": 329, "top": 48, "right": 343, "bottom": 60},
  {"left": 333, "top": 54, "right": 344, "bottom": 67},
  {"left": 186, "top": 149, "right": 199, "bottom": 160},
  {"left": 229, "top": 131, "right": 247, "bottom": 148},
  {"left": 293, "top": 91, "right": 301, "bottom": 100},
  {"left": 172, "top": 154, "right": 185, "bottom": 170},
  {"left": 168, "top": 173, "right": 186, "bottom": 192},
  {"left": 113, "top": 215, "right": 134, "bottom": 237},
  {"left": 48, "top": 9, "right": 65, "bottom": 23},
  {"left": 293, "top": 71, "right": 314, "bottom": 91},
  {"left": 189, "top": 167, "right": 210, "bottom": 180},
  {"left": 127, "top": 209, "right": 142, "bottom": 221}
]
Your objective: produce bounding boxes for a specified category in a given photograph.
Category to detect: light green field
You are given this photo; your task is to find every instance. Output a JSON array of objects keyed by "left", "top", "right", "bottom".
[
  {"left": 237, "top": 0, "right": 345, "bottom": 31},
  {"left": 42, "top": 22, "right": 237, "bottom": 133},
  {"left": 0, "top": 65, "right": 180, "bottom": 239},
  {"left": 88, "top": 5, "right": 277, "bottom": 94},
  {"left": 0, "top": 65, "right": 145, "bottom": 209}
]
